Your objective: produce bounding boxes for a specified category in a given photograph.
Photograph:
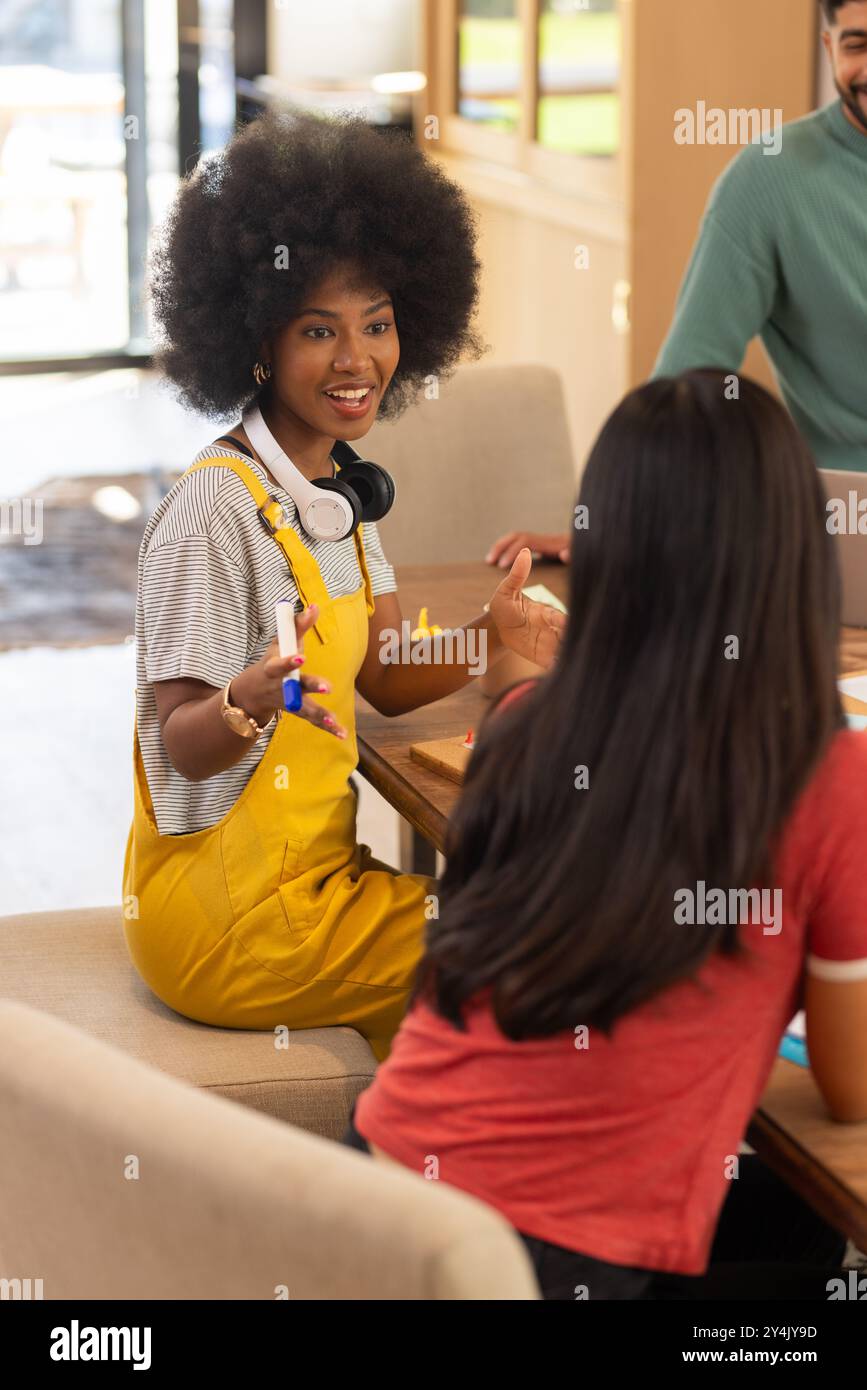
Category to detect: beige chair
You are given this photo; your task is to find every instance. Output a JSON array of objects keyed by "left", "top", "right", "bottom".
[
  {"left": 0, "top": 1002, "right": 539, "bottom": 1300},
  {"left": 0, "top": 907, "right": 376, "bottom": 1139},
  {"left": 367, "top": 362, "right": 577, "bottom": 565}
]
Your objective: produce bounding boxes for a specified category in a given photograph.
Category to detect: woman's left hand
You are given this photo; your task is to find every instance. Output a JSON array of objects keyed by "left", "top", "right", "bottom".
[{"left": 488, "top": 547, "right": 566, "bottom": 671}]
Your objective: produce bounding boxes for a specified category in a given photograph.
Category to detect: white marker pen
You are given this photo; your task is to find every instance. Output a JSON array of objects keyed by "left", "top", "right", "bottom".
[{"left": 276, "top": 599, "right": 302, "bottom": 712}]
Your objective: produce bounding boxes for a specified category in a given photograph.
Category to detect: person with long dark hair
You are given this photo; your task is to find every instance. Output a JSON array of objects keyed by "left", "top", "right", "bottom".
[{"left": 345, "top": 370, "right": 867, "bottom": 1298}]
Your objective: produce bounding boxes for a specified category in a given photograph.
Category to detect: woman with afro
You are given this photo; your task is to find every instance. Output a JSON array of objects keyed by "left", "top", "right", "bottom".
[{"left": 122, "top": 111, "right": 564, "bottom": 1060}]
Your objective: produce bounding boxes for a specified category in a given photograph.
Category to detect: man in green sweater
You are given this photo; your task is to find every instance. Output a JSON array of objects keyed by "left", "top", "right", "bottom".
[
  {"left": 654, "top": 0, "right": 867, "bottom": 473},
  {"left": 485, "top": 0, "right": 867, "bottom": 571}
]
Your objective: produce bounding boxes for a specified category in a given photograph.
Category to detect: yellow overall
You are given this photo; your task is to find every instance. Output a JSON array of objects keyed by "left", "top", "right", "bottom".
[{"left": 122, "top": 455, "right": 433, "bottom": 1061}]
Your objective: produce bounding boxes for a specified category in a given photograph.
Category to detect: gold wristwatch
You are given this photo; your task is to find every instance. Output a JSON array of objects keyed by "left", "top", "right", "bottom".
[{"left": 220, "top": 680, "right": 267, "bottom": 740}]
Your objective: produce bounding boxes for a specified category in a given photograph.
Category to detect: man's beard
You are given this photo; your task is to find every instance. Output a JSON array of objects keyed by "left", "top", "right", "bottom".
[{"left": 835, "top": 77, "right": 867, "bottom": 133}]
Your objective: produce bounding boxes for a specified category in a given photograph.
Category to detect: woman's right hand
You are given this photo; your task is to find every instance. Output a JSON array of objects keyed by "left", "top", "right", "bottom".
[
  {"left": 232, "top": 603, "right": 348, "bottom": 740},
  {"left": 487, "top": 549, "right": 566, "bottom": 671}
]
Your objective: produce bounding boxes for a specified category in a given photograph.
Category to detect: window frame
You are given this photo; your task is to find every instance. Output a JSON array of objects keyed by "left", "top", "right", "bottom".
[{"left": 433, "top": 0, "right": 625, "bottom": 202}]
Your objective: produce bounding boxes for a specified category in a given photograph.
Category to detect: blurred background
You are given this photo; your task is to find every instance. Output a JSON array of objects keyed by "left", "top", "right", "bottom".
[{"left": 0, "top": 0, "right": 833, "bottom": 913}]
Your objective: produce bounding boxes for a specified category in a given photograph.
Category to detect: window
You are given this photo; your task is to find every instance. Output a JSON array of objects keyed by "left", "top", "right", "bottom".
[
  {"left": 0, "top": 0, "right": 131, "bottom": 359},
  {"left": 537, "top": 0, "right": 619, "bottom": 156},
  {"left": 457, "top": 0, "right": 521, "bottom": 133},
  {"left": 0, "top": 0, "right": 249, "bottom": 368},
  {"left": 435, "top": 0, "right": 623, "bottom": 195}
]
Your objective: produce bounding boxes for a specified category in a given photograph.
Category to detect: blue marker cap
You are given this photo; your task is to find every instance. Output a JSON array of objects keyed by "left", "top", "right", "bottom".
[{"left": 282, "top": 674, "right": 303, "bottom": 713}]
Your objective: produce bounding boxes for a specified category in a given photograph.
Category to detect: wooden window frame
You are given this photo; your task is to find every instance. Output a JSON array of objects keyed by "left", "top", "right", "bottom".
[{"left": 428, "top": 0, "right": 626, "bottom": 203}]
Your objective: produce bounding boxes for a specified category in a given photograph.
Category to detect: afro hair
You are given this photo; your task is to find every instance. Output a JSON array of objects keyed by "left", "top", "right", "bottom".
[{"left": 148, "top": 109, "right": 484, "bottom": 421}]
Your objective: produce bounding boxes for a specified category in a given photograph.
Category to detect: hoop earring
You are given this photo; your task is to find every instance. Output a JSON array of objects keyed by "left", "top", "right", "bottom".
[{"left": 253, "top": 361, "right": 272, "bottom": 386}]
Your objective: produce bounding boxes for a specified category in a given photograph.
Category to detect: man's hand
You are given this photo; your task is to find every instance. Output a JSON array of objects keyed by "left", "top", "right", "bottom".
[
  {"left": 486, "top": 531, "right": 570, "bottom": 568},
  {"left": 488, "top": 548, "right": 566, "bottom": 670}
]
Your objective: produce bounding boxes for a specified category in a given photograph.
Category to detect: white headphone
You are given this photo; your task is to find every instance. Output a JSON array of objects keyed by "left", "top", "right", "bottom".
[
  {"left": 241, "top": 403, "right": 395, "bottom": 543},
  {"left": 242, "top": 404, "right": 353, "bottom": 541}
]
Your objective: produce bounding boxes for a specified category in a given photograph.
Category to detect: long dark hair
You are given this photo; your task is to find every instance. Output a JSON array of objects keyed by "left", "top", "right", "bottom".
[{"left": 416, "top": 370, "right": 842, "bottom": 1039}]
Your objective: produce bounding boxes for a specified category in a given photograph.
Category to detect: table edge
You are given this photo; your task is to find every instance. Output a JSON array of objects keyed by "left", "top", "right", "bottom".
[
  {"left": 747, "top": 1105, "right": 867, "bottom": 1251},
  {"left": 357, "top": 737, "right": 449, "bottom": 855}
]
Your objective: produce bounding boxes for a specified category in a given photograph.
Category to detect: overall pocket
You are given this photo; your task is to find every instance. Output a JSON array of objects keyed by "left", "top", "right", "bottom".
[{"left": 228, "top": 833, "right": 308, "bottom": 968}]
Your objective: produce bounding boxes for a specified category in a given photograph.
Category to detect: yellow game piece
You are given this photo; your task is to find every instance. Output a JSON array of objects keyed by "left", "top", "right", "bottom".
[{"left": 412, "top": 606, "right": 433, "bottom": 641}]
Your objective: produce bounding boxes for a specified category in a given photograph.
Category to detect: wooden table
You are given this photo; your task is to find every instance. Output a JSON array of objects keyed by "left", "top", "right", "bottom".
[
  {"left": 357, "top": 561, "right": 867, "bottom": 1251},
  {"left": 357, "top": 562, "right": 562, "bottom": 861}
]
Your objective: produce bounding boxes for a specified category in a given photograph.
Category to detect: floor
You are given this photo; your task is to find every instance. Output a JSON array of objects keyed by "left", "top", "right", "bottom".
[
  {"left": 0, "top": 368, "right": 400, "bottom": 916},
  {"left": 0, "top": 368, "right": 208, "bottom": 494}
]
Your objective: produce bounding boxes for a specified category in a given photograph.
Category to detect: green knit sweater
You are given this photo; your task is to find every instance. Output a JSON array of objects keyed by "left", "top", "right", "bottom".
[{"left": 654, "top": 101, "right": 867, "bottom": 471}]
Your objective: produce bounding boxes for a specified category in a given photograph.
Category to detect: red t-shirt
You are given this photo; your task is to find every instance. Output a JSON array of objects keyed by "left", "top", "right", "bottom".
[{"left": 356, "top": 702, "right": 867, "bottom": 1275}]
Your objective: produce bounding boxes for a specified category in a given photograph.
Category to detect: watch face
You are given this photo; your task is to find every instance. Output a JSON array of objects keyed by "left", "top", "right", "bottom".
[{"left": 223, "top": 705, "right": 256, "bottom": 738}]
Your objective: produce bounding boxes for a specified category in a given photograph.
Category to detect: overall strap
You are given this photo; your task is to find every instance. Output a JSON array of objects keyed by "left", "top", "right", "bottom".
[
  {"left": 184, "top": 456, "right": 331, "bottom": 641},
  {"left": 182, "top": 455, "right": 374, "bottom": 641},
  {"left": 355, "top": 522, "right": 376, "bottom": 617},
  {"left": 205, "top": 444, "right": 374, "bottom": 616}
]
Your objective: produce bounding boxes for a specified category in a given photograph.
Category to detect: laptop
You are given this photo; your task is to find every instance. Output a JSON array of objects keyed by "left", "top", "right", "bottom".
[{"left": 821, "top": 470, "right": 867, "bottom": 628}]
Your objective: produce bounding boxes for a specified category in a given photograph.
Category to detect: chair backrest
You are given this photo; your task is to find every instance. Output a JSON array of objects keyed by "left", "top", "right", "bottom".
[
  {"left": 0, "top": 1002, "right": 539, "bottom": 1301},
  {"left": 367, "top": 362, "right": 576, "bottom": 565}
]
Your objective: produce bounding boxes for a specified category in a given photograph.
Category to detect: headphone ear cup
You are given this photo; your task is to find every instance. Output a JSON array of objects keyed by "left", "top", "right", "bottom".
[
  {"left": 337, "top": 461, "right": 395, "bottom": 522},
  {"left": 314, "top": 477, "right": 363, "bottom": 536}
]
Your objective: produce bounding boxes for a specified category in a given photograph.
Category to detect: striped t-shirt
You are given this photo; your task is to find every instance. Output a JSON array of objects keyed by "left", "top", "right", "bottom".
[{"left": 134, "top": 438, "right": 396, "bottom": 835}]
